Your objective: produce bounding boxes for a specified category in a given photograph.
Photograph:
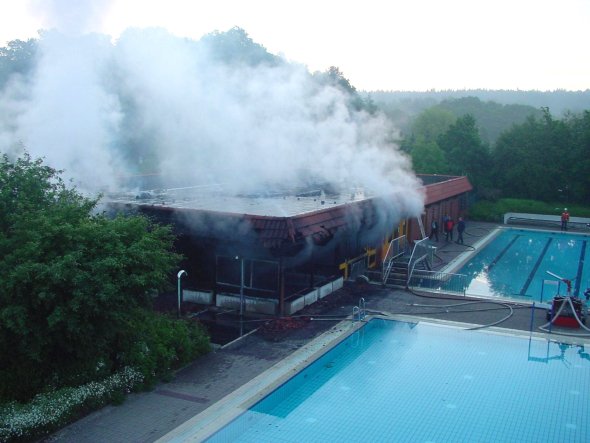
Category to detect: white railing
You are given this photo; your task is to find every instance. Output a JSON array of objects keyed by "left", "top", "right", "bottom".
[
  {"left": 406, "top": 238, "right": 435, "bottom": 286},
  {"left": 382, "top": 235, "right": 407, "bottom": 285},
  {"left": 352, "top": 297, "right": 367, "bottom": 322}
]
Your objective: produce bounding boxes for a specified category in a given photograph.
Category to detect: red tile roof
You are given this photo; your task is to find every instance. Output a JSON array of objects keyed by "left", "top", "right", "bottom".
[{"left": 423, "top": 176, "right": 473, "bottom": 205}]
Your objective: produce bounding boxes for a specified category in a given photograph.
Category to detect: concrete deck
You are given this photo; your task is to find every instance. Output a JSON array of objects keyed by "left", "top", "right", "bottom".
[{"left": 45, "top": 221, "right": 590, "bottom": 443}]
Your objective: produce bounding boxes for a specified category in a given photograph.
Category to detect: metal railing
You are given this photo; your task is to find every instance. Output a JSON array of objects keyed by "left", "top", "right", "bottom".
[
  {"left": 406, "top": 238, "right": 435, "bottom": 286},
  {"left": 382, "top": 235, "right": 407, "bottom": 285},
  {"left": 352, "top": 297, "right": 367, "bottom": 322},
  {"left": 408, "top": 269, "right": 468, "bottom": 296}
]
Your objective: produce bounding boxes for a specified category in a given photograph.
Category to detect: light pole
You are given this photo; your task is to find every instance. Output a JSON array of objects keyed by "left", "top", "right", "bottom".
[{"left": 177, "top": 270, "right": 187, "bottom": 319}]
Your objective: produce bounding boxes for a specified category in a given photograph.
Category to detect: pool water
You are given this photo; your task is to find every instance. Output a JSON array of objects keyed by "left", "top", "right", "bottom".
[
  {"left": 458, "top": 229, "right": 590, "bottom": 302},
  {"left": 206, "top": 319, "right": 590, "bottom": 442}
]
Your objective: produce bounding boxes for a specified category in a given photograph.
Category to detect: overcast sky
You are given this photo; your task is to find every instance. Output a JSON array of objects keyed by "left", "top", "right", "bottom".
[{"left": 2, "top": 0, "right": 589, "bottom": 92}]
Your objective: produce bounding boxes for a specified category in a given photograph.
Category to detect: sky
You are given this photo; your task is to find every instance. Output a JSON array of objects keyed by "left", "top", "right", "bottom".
[{"left": 1, "top": 0, "right": 589, "bottom": 92}]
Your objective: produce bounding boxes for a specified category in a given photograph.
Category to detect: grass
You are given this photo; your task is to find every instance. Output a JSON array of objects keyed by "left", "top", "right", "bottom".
[{"left": 469, "top": 198, "right": 590, "bottom": 222}]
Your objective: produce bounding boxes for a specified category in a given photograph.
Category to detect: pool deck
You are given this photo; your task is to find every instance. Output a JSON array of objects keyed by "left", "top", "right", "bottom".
[{"left": 45, "top": 221, "right": 590, "bottom": 443}]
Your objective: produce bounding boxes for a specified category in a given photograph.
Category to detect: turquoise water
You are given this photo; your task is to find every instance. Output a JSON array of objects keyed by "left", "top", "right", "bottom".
[
  {"left": 459, "top": 229, "right": 590, "bottom": 302},
  {"left": 206, "top": 319, "right": 590, "bottom": 442}
]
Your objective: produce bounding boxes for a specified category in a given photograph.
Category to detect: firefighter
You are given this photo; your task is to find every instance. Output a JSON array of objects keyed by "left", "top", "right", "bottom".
[{"left": 561, "top": 208, "right": 570, "bottom": 231}]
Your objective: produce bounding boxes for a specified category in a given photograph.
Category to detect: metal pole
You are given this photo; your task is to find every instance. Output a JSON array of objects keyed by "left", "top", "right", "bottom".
[
  {"left": 240, "top": 258, "right": 244, "bottom": 336},
  {"left": 177, "top": 270, "right": 187, "bottom": 319}
]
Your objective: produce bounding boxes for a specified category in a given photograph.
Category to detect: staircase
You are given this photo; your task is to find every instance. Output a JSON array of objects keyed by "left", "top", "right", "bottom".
[
  {"left": 383, "top": 257, "right": 409, "bottom": 287},
  {"left": 382, "top": 255, "right": 432, "bottom": 288},
  {"left": 360, "top": 229, "right": 435, "bottom": 288}
]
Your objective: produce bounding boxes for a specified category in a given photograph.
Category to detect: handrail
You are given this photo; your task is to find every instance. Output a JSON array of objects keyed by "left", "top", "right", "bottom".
[
  {"left": 383, "top": 235, "right": 406, "bottom": 263},
  {"left": 382, "top": 235, "right": 407, "bottom": 285},
  {"left": 406, "top": 238, "right": 434, "bottom": 286},
  {"left": 359, "top": 297, "right": 366, "bottom": 320},
  {"left": 352, "top": 306, "right": 361, "bottom": 323},
  {"left": 352, "top": 298, "right": 366, "bottom": 322}
]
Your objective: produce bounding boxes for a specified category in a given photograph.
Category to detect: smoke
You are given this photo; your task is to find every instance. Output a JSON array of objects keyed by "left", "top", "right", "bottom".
[
  {"left": 14, "top": 31, "right": 122, "bottom": 190},
  {"left": 29, "top": 0, "right": 114, "bottom": 36},
  {"left": 0, "top": 24, "right": 424, "bottom": 215}
]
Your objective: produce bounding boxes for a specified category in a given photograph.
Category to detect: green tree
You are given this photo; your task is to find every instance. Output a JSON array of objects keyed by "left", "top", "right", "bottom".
[
  {"left": 408, "top": 138, "right": 449, "bottom": 174},
  {"left": 492, "top": 109, "right": 572, "bottom": 202},
  {"left": 400, "top": 108, "right": 455, "bottom": 174},
  {"left": 436, "top": 96, "right": 542, "bottom": 144},
  {"left": 411, "top": 107, "right": 456, "bottom": 144},
  {"left": 437, "top": 114, "right": 491, "bottom": 191},
  {"left": 0, "top": 153, "right": 184, "bottom": 401},
  {"left": 563, "top": 110, "right": 590, "bottom": 204}
]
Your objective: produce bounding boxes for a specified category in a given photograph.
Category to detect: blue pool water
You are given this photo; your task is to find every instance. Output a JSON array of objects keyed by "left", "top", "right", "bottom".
[
  {"left": 458, "top": 228, "right": 590, "bottom": 302},
  {"left": 206, "top": 319, "right": 590, "bottom": 442}
]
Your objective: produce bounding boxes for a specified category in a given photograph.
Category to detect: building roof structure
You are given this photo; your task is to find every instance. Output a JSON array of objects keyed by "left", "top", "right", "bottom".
[
  {"left": 420, "top": 175, "right": 473, "bottom": 205},
  {"left": 105, "top": 175, "right": 472, "bottom": 251}
]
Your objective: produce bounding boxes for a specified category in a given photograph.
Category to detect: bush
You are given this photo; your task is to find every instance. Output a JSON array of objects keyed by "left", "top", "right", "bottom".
[
  {"left": 117, "top": 310, "right": 211, "bottom": 388},
  {"left": 0, "top": 367, "right": 143, "bottom": 442},
  {"left": 0, "top": 153, "right": 182, "bottom": 403},
  {"left": 0, "top": 311, "right": 210, "bottom": 442}
]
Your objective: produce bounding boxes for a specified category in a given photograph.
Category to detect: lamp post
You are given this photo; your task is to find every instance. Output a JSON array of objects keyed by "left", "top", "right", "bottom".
[{"left": 177, "top": 270, "right": 187, "bottom": 319}]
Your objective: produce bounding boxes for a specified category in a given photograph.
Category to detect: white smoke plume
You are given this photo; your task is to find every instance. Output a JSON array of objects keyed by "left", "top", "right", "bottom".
[
  {"left": 14, "top": 31, "right": 122, "bottom": 190},
  {"left": 0, "top": 24, "right": 424, "bottom": 215}
]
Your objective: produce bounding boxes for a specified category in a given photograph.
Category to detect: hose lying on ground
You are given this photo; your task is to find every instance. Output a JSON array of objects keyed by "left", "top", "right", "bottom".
[{"left": 406, "top": 299, "right": 516, "bottom": 330}]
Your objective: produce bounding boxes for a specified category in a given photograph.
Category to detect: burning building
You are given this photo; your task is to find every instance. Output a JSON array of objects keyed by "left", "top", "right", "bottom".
[{"left": 105, "top": 174, "right": 471, "bottom": 317}]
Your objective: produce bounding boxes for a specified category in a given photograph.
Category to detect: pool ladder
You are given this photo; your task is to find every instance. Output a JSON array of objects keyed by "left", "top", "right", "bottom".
[{"left": 352, "top": 297, "right": 366, "bottom": 323}]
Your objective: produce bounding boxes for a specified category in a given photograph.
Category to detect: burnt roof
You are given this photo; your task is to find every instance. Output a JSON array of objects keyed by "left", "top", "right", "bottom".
[
  {"left": 105, "top": 175, "right": 471, "bottom": 250},
  {"left": 106, "top": 185, "right": 368, "bottom": 218},
  {"left": 107, "top": 194, "right": 376, "bottom": 250}
]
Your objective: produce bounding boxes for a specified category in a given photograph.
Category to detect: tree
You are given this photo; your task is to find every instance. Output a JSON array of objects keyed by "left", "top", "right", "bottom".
[
  {"left": 563, "top": 111, "right": 590, "bottom": 204},
  {"left": 325, "top": 66, "right": 357, "bottom": 95},
  {"left": 436, "top": 96, "right": 542, "bottom": 144},
  {"left": 0, "top": 38, "right": 37, "bottom": 88},
  {"left": 0, "top": 153, "right": 183, "bottom": 401},
  {"left": 318, "top": 66, "right": 377, "bottom": 113},
  {"left": 200, "top": 27, "right": 280, "bottom": 67},
  {"left": 437, "top": 114, "right": 491, "bottom": 191},
  {"left": 398, "top": 108, "right": 455, "bottom": 175},
  {"left": 411, "top": 107, "right": 456, "bottom": 144},
  {"left": 409, "top": 138, "right": 449, "bottom": 174},
  {"left": 492, "top": 108, "right": 579, "bottom": 203}
]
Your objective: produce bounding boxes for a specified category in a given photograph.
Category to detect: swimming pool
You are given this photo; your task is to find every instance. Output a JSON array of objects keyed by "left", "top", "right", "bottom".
[
  {"left": 455, "top": 228, "right": 590, "bottom": 303},
  {"left": 202, "top": 319, "right": 590, "bottom": 442}
]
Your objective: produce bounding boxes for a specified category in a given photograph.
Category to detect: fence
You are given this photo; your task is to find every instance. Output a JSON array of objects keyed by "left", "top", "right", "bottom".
[{"left": 408, "top": 269, "right": 468, "bottom": 296}]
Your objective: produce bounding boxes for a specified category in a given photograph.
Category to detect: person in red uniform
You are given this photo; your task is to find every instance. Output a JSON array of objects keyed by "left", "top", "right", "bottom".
[
  {"left": 561, "top": 208, "right": 570, "bottom": 231},
  {"left": 445, "top": 216, "right": 454, "bottom": 242}
]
